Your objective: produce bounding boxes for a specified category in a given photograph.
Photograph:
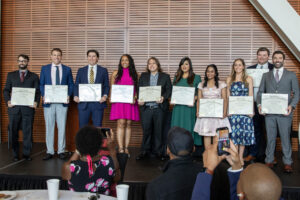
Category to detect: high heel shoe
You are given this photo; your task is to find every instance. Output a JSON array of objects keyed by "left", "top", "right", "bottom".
[
  {"left": 125, "top": 148, "right": 130, "bottom": 158},
  {"left": 118, "top": 147, "right": 124, "bottom": 154}
]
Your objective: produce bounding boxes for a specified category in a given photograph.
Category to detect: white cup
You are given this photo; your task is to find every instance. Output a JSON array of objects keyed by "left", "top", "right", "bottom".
[
  {"left": 116, "top": 184, "right": 129, "bottom": 200},
  {"left": 47, "top": 179, "right": 60, "bottom": 200}
]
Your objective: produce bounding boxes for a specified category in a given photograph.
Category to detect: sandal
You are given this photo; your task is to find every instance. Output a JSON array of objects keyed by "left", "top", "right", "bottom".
[
  {"left": 125, "top": 148, "right": 130, "bottom": 158},
  {"left": 118, "top": 147, "right": 124, "bottom": 153}
]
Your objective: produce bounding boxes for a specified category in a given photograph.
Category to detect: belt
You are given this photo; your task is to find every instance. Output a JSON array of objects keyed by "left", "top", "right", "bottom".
[{"left": 146, "top": 105, "right": 159, "bottom": 109}]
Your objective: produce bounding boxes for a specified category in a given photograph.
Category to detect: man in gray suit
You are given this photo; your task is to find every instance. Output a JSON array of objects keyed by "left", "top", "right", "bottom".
[{"left": 257, "top": 50, "right": 299, "bottom": 173}]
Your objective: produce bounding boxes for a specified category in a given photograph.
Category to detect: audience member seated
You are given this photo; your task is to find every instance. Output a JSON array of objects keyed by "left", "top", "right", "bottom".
[
  {"left": 146, "top": 127, "right": 203, "bottom": 200},
  {"left": 191, "top": 137, "right": 282, "bottom": 200},
  {"left": 61, "top": 125, "right": 120, "bottom": 195}
]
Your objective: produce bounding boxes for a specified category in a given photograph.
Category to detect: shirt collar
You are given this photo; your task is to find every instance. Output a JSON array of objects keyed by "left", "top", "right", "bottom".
[
  {"left": 89, "top": 64, "right": 97, "bottom": 69},
  {"left": 257, "top": 62, "right": 268, "bottom": 69},
  {"left": 52, "top": 63, "right": 62, "bottom": 68},
  {"left": 274, "top": 66, "right": 284, "bottom": 73}
]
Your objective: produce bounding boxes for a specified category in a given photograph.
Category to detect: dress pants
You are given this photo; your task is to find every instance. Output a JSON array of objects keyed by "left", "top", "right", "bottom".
[
  {"left": 265, "top": 115, "right": 293, "bottom": 165},
  {"left": 9, "top": 109, "right": 34, "bottom": 157},
  {"left": 44, "top": 104, "right": 68, "bottom": 155},
  {"left": 140, "top": 106, "right": 165, "bottom": 155},
  {"left": 78, "top": 103, "right": 104, "bottom": 128}
]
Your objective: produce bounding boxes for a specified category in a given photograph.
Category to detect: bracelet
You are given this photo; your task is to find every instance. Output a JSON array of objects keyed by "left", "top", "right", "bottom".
[{"left": 205, "top": 168, "right": 214, "bottom": 175}]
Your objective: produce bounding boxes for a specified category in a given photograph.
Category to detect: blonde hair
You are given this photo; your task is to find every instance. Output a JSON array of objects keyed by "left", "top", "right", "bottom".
[{"left": 229, "top": 58, "right": 248, "bottom": 87}]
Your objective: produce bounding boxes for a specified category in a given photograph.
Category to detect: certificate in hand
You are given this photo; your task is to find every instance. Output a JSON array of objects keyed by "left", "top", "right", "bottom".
[
  {"left": 138, "top": 86, "right": 161, "bottom": 102},
  {"left": 11, "top": 87, "right": 36, "bottom": 106},
  {"left": 171, "top": 86, "right": 195, "bottom": 106},
  {"left": 228, "top": 96, "right": 253, "bottom": 115},
  {"left": 44, "top": 85, "right": 68, "bottom": 103},
  {"left": 261, "top": 93, "right": 288, "bottom": 114},
  {"left": 246, "top": 69, "right": 269, "bottom": 87},
  {"left": 111, "top": 85, "right": 134, "bottom": 103},
  {"left": 79, "top": 84, "right": 102, "bottom": 102},
  {"left": 199, "top": 99, "right": 223, "bottom": 118}
]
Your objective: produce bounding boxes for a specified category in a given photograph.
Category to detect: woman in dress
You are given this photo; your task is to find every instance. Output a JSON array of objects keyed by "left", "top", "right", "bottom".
[
  {"left": 194, "top": 64, "right": 231, "bottom": 150},
  {"left": 110, "top": 54, "right": 139, "bottom": 156},
  {"left": 171, "top": 57, "right": 202, "bottom": 147},
  {"left": 226, "top": 58, "right": 255, "bottom": 165},
  {"left": 62, "top": 125, "right": 120, "bottom": 195}
]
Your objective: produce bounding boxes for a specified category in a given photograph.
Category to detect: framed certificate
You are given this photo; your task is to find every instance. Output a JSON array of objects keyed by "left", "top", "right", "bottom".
[
  {"left": 44, "top": 85, "right": 68, "bottom": 103},
  {"left": 111, "top": 85, "right": 134, "bottom": 103},
  {"left": 199, "top": 99, "right": 223, "bottom": 118},
  {"left": 171, "top": 86, "right": 195, "bottom": 106},
  {"left": 261, "top": 93, "right": 288, "bottom": 114},
  {"left": 228, "top": 96, "right": 253, "bottom": 115},
  {"left": 246, "top": 69, "right": 269, "bottom": 87},
  {"left": 138, "top": 86, "right": 161, "bottom": 102},
  {"left": 79, "top": 84, "right": 102, "bottom": 102},
  {"left": 11, "top": 87, "right": 35, "bottom": 106}
]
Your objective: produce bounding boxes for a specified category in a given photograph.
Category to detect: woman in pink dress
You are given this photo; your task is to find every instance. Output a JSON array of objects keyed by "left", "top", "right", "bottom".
[{"left": 110, "top": 54, "right": 140, "bottom": 156}]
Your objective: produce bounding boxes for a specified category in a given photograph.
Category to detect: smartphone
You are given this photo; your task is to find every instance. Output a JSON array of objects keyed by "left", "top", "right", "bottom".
[
  {"left": 217, "top": 127, "right": 230, "bottom": 156},
  {"left": 100, "top": 128, "right": 111, "bottom": 138}
]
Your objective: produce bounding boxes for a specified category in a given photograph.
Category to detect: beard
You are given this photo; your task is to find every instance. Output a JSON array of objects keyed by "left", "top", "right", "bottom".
[
  {"left": 274, "top": 61, "right": 283, "bottom": 69},
  {"left": 19, "top": 64, "right": 28, "bottom": 70}
]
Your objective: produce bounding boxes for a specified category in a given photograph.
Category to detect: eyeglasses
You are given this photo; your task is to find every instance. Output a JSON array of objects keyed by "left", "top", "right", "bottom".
[{"left": 18, "top": 60, "right": 28, "bottom": 63}]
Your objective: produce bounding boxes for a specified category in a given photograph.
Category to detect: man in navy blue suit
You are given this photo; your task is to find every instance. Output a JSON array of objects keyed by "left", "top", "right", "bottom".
[
  {"left": 245, "top": 47, "right": 274, "bottom": 163},
  {"left": 40, "top": 48, "right": 74, "bottom": 160},
  {"left": 73, "top": 49, "right": 109, "bottom": 128}
]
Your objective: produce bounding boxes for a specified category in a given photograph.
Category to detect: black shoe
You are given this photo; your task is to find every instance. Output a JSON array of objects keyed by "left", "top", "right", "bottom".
[
  {"left": 58, "top": 153, "right": 66, "bottom": 160},
  {"left": 23, "top": 155, "right": 32, "bottom": 161},
  {"left": 136, "top": 152, "right": 147, "bottom": 160},
  {"left": 43, "top": 153, "right": 53, "bottom": 161},
  {"left": 13, "top": 156, "right": 19, "bottom": 162}
]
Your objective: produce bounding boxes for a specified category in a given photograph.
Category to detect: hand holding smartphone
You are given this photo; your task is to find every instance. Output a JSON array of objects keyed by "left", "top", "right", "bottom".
[
  {"left": 217, "top": 127, "right": 230, "bottom": 156},
  {"left": 100, "top": 128, "right": 111, "bottom": 138}
]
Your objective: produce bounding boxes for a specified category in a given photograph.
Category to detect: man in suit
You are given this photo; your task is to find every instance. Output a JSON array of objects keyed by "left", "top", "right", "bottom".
[
  {"left": 74, "top": 49, "right": 109, "bottom": 128},
  {"left": 136, "top": 57, "right": 172, "bottom": 161},
  {"left": 245, "top": 47, "right": 274, "bottom": 162},
  {"left": 3, "top": 54, "right": 40, "bottom": 161},
  {"left": 257, "top": 50, "right": 299, "bottom": 173},
  {"left": 40, "top": 48, "right": 74, "bottom": 160}
]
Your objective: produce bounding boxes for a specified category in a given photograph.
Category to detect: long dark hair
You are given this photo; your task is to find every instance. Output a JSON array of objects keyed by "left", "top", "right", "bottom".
[
  {"left": 203, "top": 64, "right": 219, "bottom": 88},
  {"left": 115, "top": 54, "right": 138, "bottom": 89},
  {"left": 174, "top": 57, "right": 195, "bottom": 86},
  {"left": 210, "top": 162, "right": 230, "bottom": 200}
]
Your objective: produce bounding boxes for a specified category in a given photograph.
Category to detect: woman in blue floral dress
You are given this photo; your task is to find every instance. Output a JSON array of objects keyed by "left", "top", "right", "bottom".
[{"left": 226, "top": 58, "right": 255, "bottom": 165}]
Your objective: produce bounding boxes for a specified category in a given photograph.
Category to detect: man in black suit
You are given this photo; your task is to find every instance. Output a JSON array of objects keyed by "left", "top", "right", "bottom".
[
  {"left": 136, "top": 57, "right": 172, "bottom": 161},
  {"left": 245, "top": 47, "right": 273, "bottom": 162},
  {"left": 3, "top": 54, "right": 40, "bottom": 161}
]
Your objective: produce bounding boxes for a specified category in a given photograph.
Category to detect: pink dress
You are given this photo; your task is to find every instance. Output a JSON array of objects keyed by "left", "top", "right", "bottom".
[
  {"left": 109, "top": 68, "right": 140, "bottom": 121},
  {"left": 194, "top": 81, "right": 231, "bottom": 136}
]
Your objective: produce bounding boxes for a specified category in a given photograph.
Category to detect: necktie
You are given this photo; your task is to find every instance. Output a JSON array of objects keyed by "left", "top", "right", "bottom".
[
  {"left": 260, "top": 65, "right": 263, "bottom": 69},
  {"left": 56, "top": 66, "right": 60, "bottom": 85},
  {"left": 90, "top": 67, "right": 94, "bottom": 84},
  {"left": 275, "top": 69, "right": 280, "bottom": 83},
  {"left": 20, "top": 72, "right": 25, "bottom": 83}
]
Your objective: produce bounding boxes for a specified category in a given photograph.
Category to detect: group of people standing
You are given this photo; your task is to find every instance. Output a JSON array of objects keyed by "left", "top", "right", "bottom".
[{"left": 4, "top": 47, "right": 299, "bottom": 173}]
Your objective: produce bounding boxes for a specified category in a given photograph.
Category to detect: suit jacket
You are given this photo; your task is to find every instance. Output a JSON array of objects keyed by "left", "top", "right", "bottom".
[
  {"left": 40, "top": 64, "right": 74, "bottom": 107},
  {"left": 247, "top": 62, "right": 274, "bottom": 70},
  {"left": 3, "top": 70, "right": 40, "bottom": 115},
  {"left": 74, "top": 65, "right": 109, "bottom": 110},
  {"left": 138, "top": 72, "right": 172, "bottom": 111},
  {"left": 257, "top": 68, "right": 299, "bottom": 116}
]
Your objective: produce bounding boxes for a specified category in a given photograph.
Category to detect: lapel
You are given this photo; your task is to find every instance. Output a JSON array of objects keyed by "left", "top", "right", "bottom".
[
  {"left": 145, "top": 73, "right": 150, "bottom": 86},
  {"left": 95, "top": 65, "right": 101, "bottom": 83},
  {"left": 23, "top": 70, "right": 31, "bottom": 82},
  {"left": 61, "top": 65, "right": 66, "bottom": 84},
  {"left": 269, "top": 70, "right": 277, "bottom": 87},
  {"left": 278, "top": 68, "right": 287, "bottom": 85},
  {"left": 157, "top": 72, "right": 162, "bottom": 85},
  {"left": 46, "top": 65, "right": 53, "bottom": 84},
  {"left": 83, "top": 66, "right": 89, "bottom": 83}
]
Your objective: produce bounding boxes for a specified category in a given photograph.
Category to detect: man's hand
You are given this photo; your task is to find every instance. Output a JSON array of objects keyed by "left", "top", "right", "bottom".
[
  {"left": 66, "top": 96, "right": 70, "bottom": 104},
  {"left": 138, "top": 100, "right": 145, "bottom": 106},
  {"left": 74, "top": 96, "right": 80, "bottom": 103},
  {"left": 43, "top": 96, "right": 50, "bottom": 104},
  {"left": 258, "top": 105, "right": 265, "bottom": 116},
  {"left": 29, "top": 102, "right": 37, "bottom": 109},
  {"left": 224, "top": 140, "right": 242, "bottom": 170},
  {"left": 284, "top": 105, "right": 293, "bottom": 116},
  {"left": 203, "top": 136, "right": 226, "bottom": 171},
  {"left": 7, "top": 101, "right": 14, "bottom": 108},
  {"left": 100, "top": 95, "right": 107, "bottom": 103},
  {"left": 156, "top": 96, "right": 164, "bottom": 104}
]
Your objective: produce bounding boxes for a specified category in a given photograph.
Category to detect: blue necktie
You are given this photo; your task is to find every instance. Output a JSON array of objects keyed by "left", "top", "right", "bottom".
[{"left": 56, "top": 66, "right": 60, "bottom": 85}]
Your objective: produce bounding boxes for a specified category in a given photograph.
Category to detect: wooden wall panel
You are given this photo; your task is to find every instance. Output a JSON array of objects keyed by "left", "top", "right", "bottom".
[{"left": 1, "top": 0, "right": 300, "bottom": 151}]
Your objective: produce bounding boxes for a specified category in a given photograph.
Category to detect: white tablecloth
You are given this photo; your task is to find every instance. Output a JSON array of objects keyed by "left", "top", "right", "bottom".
[{"left": 10, "top": 189, "right": 117, "bottom": 200}]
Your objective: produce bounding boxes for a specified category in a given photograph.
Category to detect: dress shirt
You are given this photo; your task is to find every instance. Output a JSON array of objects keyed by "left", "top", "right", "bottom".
[
  {"left": 253, "top": 62, "right": 269, "bottom": 101},
  {"left": 273, "top": 66, "right": 284, "bottom": 82},
  {"left": 19, "top": 69, "right": 28, "bottom": 77},
  {"left": 146, "top": 72, "right": 159, "bottom": 107},
  {"left": 88, "top": 64, "right": 97, "bottom": 83},
  {"left": 51, "top": 63, "right": 62, "bottom": 85}
]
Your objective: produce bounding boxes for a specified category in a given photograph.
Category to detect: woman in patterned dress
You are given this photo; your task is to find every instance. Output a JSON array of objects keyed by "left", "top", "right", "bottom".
[{"left": 226, "top": 58, "right": 255, "bottom": 165}]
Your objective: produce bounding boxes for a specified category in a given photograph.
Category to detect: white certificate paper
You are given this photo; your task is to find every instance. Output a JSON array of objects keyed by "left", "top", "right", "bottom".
[
  {"left": 228, "top": 96, "right": 253, "bottom": 115},
  {"left": 44, "top": 85, "right": 68, "bottom": 103},
  {"left": 261, "top": 93, "right": 288, "bottom": 114},
  {"left": 11, "top": 87, "right": 35, "bottom": 106},
  {"left": 79, "top": 84, "right": 102, "bottom": 102},
  {"left": 138, "top": 86, "right": 161, "bottom": 102},
  {"left": 199, "top": 99, "right": 223, "bottom": 118},
  {"left": 111, "top": 85, "right": 134, "bottom": 103},
  {"left": 171, "top": 86, "right": 195, "bottom": 106},
  {"left": 246, "top": 69, "right": 269, "bottom": 87}
]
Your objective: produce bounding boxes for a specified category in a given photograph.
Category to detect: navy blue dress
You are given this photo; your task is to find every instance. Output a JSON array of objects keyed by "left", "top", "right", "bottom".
[{"left": 229, "top": 82, "right": 255, "bottom": 146}]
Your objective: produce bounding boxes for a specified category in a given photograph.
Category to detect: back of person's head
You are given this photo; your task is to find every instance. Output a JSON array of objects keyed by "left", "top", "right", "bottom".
[
  {"left": 238, "top": 163, "right": 282, "bottom": 200},
  {"left": 167, "top": 126, "right": 194, "bottom": 157},
  {"left": 75, "top": 125, "right": 103, "bottom": 157},
  {"left": 210, "top": 162, "right": 230, "bottom": 200}
]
